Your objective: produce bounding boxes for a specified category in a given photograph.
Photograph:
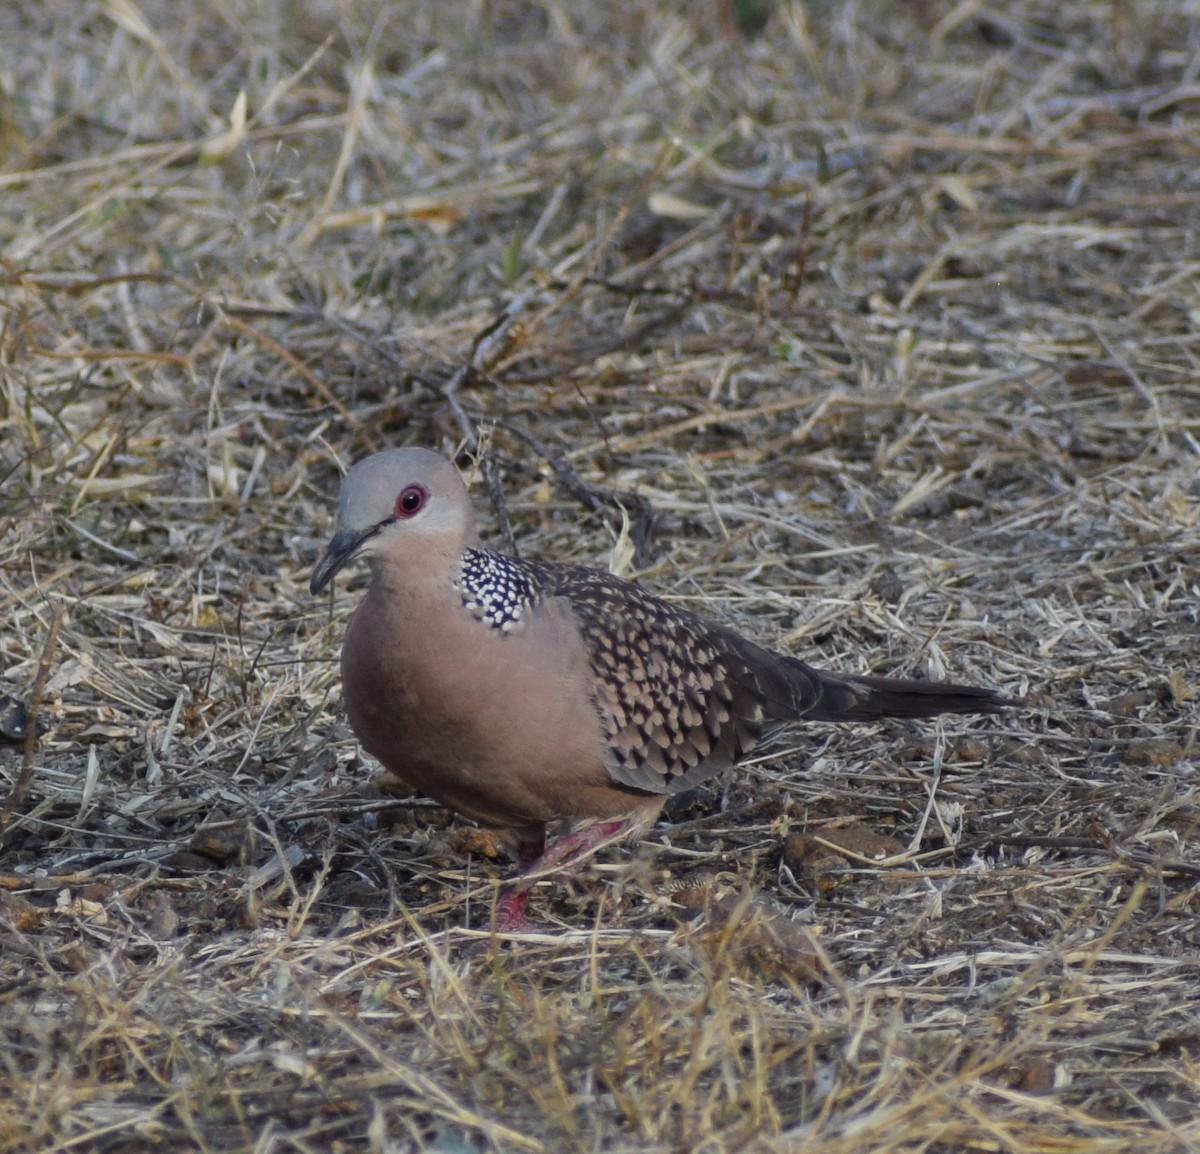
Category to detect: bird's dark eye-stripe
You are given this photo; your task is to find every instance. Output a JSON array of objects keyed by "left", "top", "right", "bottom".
[{"left": 395, "top": 484, "right": 427, "bottom": 517}]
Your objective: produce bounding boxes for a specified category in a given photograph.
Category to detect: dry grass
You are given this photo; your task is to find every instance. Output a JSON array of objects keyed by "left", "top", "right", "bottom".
[{"left": 2, "top": 1, "right": 1199, "bottom": 1150}]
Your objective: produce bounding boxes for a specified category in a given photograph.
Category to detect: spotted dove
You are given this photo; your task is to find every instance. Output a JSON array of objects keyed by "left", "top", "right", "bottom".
[{"left": 311, "top": 448, "right": 1013, "bottom": 927}]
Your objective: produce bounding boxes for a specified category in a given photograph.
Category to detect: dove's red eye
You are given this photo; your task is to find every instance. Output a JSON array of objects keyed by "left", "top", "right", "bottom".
[{"left": 394, "top": 484, "right": 427, "bottom": 517}]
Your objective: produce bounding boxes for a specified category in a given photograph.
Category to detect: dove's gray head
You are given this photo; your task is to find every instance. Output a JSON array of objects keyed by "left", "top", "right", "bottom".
[{"left": 310, "top": 448, "right": 477, "bottom": 594}]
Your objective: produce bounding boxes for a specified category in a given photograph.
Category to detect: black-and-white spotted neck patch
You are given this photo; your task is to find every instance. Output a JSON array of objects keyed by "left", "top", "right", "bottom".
[{"left": 455, "top": 547, "right": 540, "bottom": 632}]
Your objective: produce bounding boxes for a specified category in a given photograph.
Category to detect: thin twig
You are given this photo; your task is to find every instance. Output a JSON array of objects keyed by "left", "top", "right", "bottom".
[{"left": 0, "top": 603, "right": 66, "bottom": 848}]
